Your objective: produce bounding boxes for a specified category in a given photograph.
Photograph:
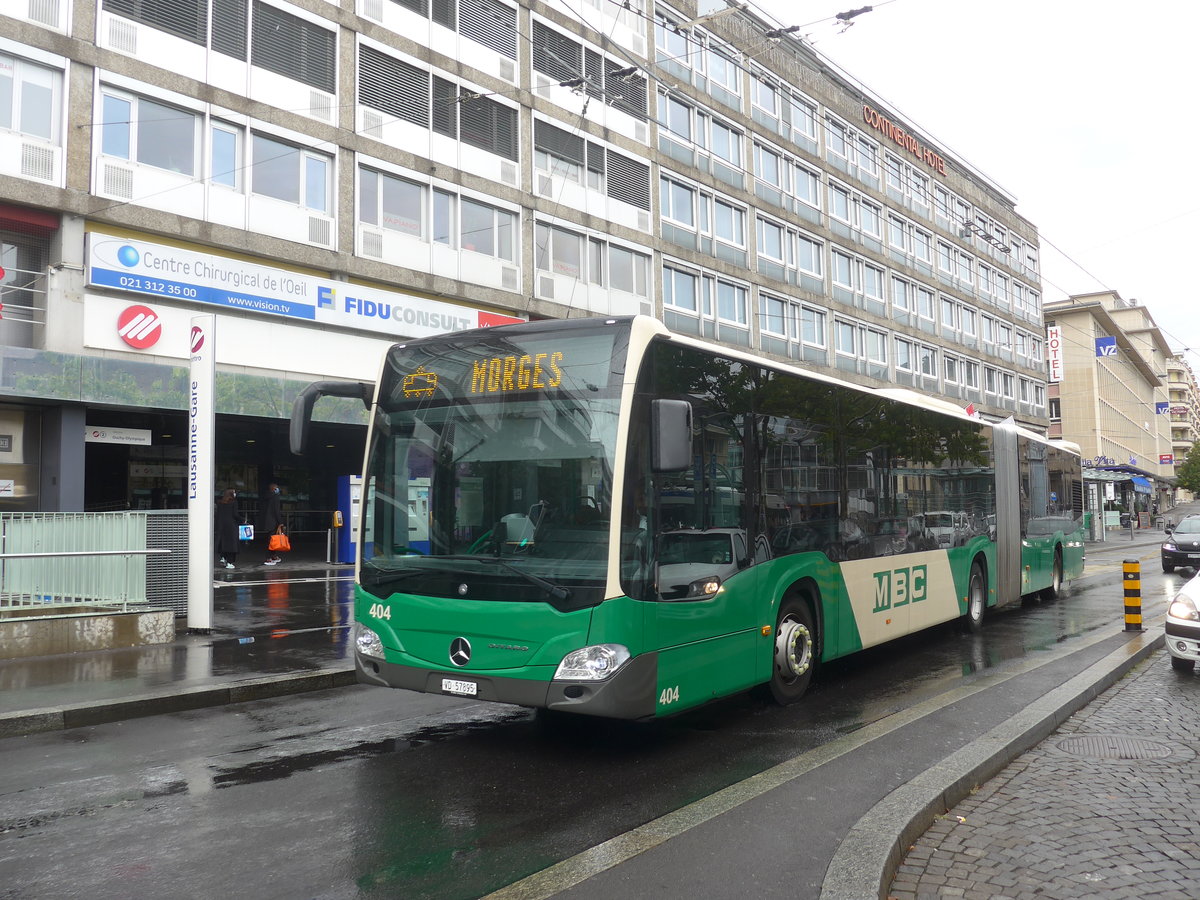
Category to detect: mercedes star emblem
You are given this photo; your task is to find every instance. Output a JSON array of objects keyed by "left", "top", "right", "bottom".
[{"left": 449, "top": 637, "right": 472, "bottom": 667}]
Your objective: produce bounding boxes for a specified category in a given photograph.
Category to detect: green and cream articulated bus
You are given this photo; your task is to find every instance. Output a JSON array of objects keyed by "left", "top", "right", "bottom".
[{"left": 291, "top": 315, "right": 1085, "bottom": 719}]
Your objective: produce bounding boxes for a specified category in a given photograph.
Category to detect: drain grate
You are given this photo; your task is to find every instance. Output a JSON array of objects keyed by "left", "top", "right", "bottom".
[{"left": 1056, "top": 734, "right": 1175, "bottom": 760}]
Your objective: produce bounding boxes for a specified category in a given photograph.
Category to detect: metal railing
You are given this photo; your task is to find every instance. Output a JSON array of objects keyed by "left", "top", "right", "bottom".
[{"left": 1, "top": 511, "right": 189, "bottom": 614}]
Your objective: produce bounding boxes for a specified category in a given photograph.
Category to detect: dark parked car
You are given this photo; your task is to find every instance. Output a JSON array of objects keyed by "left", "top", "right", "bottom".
[{"left": 1162, "top": 515, "right": 1200, "bottom": 573}]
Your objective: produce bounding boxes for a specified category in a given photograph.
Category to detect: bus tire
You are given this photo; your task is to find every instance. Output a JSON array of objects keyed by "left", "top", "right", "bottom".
[
  {"left": 769, "top": 595, "right": 816, "bottom": 705},
  {"left": 1041, "top": 548, "right": 1064, "bottom": 601},
  {"left": 961, "top": 560, "right": 986, "bottom": 633}
]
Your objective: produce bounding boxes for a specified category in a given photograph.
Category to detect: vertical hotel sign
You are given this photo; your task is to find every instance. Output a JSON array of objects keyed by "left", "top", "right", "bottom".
[
  {"left": 187, "top": 315, "right": 215, "bottom": 631},
  {"left": 1046, "top": 326, "right": 1064, "bottom": 383}
]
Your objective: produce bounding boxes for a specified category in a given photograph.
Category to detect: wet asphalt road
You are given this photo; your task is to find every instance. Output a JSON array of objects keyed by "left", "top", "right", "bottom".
[{"left": 0, "top": 540, "right": 1187, "bottom": 899}]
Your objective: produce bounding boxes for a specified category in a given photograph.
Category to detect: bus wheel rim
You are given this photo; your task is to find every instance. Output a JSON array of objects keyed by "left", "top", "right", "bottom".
[{"left": 776, "top": 618, "right": 812, "bottom": 679}]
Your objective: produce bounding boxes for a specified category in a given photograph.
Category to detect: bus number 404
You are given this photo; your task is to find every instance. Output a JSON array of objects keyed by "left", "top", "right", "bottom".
[
  {"left": 659, "top": 686, "right": 680, "bottom": 705},
  {"left": 369, "top": 603, "right": 392, "bottom": 620}
]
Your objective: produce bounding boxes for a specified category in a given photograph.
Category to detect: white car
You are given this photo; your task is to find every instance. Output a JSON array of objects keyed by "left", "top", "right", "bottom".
[
  {"left": 656, "top": 528, "right": 771, "bottom": 600},
  {"left": 919, "top": 511, "right": 967, "bottom": 548},
  {"left": 1166, "top": 571, "right": 1200, "bottom": 673}
]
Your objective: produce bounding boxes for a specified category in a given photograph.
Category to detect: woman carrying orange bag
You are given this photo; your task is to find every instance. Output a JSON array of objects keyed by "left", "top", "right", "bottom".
[{"left": 260, "top": 483, "right": 286, "bottom": 566}]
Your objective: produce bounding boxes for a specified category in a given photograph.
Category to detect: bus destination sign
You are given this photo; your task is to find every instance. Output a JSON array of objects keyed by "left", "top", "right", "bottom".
[{"left": 470, "top": 352, "right": 565, "bottom": 394}]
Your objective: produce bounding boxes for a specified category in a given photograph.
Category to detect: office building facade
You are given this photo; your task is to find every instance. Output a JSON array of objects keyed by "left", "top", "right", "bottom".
[{"left": 0, "top": 0, "right": 1049, "bottom": 512}]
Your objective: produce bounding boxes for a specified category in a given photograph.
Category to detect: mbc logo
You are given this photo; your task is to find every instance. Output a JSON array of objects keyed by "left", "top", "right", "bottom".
[{"left": 872, "top": 565, "right": 928, "bottom": 613}]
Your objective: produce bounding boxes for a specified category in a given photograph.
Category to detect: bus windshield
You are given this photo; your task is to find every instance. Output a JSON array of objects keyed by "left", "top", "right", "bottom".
[{"left": 360, "top": 323, "right": 627, "bottom": 611}]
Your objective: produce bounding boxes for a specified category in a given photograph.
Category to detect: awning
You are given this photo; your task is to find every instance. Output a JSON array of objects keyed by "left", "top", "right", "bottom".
[{"left": 1131, "top": 476, "right": 1152, "bottom": 494}]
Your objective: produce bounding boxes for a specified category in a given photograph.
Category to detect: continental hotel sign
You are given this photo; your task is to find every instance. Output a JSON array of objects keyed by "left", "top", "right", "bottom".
[{"left": 862, "top": 105, "right": 947, "bottom": 175}]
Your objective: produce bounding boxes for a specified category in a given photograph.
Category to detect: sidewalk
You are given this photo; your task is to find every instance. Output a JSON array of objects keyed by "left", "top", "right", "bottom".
[
  {"left": 886, "top": 646, "right": 1200, "bottom": 899},
  {"left": 0, "top": 550, "right": 357, "bottom": 738}
]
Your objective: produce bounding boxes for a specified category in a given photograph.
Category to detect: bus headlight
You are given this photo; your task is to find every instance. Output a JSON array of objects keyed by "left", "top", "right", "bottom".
[
  {"left": 355, "top": 624, "right": 386, "bottom": 659},
  {"left": 1168, "top": 596, "right": 1200, "bottom": 622},
  {"left": 688, "top": 576, "right": 723, "bottom": 597},
  {"left": 554, "top": 644, "right": 631, "bottom": 681}
]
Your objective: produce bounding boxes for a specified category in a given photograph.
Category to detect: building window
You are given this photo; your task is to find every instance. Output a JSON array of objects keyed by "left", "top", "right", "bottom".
[
  {"left": 866, "top": 328, "right": 887, "bottom": 365},
  {"left": 962, "top": 360, "right": 979, "bottom": 390},
  {"left": 663, "top": 264, "right": 698, "bottom": 312},
  {"left": 359, "top": 167, "right": 423, "bottom": 236},
  {"left": 0, "top": 53, "right": 61, "bottom": 143},
  {"left": 834, "top": 319, "right": 857, "bottom": 356},
  {"left": 919, "top": 344, "right": 937, "bottom": 378},
  {"left": 757, "top": 216, "right": 783, "bottom": 263},
  {"left": 831, "top": 249, "right": 853, "bottom": 288},
  {"left": 751, "top": 73, "right": 778, "bottom": 118},
  {"left": 760, "top": 293, "right": 787, "bottom": 337},
  {"left": 796, "top": 233, "right": 822, "bottom": 276},
  {"left": 713, "top": 198, "right": 745, "bottom": 247},
  {"left": 211, "top": 121, "right": 242, "bottom": 188},
  {"left": 788, "top": 93, "right": 817, "bottom": 143},
  {"left": 800, "top": 305, "right": 826, "bottom": 347},
  {"left": 609, "top": 244, "right": 649, "bottom": 296},
  {"left": 535, "top": 222, "right": 582, "bottom": 277},
  {"left": 661, "top": 176, "right": 696, "bottom": 227},
  {"left": 101, "top": 90, "right": 198, "bottom": 176},
  {"left": 706, "top": 117, "right": 742, "bottom": 168},
  {"left": 706, "top": 46, "right": 740, "bottom": 96},
  {"left": 460, "top": 197, "right": 515, "bottom": 261},
  {"left": 944, "top": 354, "right": 960, "bottom": 385},
  {"left": 251, "top": 133, "right": 329, "bottom": 211},
  {"left": 714, "top": 278, "right": 747, "bottom": 325}
]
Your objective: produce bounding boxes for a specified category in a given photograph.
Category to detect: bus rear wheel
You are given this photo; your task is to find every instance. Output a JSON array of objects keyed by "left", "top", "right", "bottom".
[
  {"left": 1041, "top": 548, "right": 1063, "bottom": 601},
  {"left": 769, "top": 596, "right": 816, "bottom": 704},
  {"left": 961, "top": 561, "right": 986, "bottom": 633}
]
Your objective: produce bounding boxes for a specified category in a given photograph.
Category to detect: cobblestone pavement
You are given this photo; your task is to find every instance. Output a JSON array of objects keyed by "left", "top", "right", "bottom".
[{"left": 888, "top": 649, "right": 1200, "bottom": 900}]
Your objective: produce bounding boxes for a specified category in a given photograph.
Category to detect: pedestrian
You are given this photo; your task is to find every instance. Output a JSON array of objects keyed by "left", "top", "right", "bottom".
[
  {"left": 215, "top": 488, "right": 240, "bottom": 569},
  {"left": 260, "top": 482, "right": 286, "bottom": 565}
]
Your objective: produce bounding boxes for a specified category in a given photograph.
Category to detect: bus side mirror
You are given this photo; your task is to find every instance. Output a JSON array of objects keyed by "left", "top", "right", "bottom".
[
  {"left": 290, "top": 380, "right": 375, "bottom": 456},
  {"left": 651, "top": 399, "right": 692, "bottom": 472}
]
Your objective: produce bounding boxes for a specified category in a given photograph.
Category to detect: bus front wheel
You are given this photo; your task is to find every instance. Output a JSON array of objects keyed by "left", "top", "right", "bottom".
[{"left": 769, "top": 596, "right": 816, "bottom": 704}]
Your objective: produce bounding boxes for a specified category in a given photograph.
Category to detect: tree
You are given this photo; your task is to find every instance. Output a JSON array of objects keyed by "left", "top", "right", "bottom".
[{"left": 1175, "top": 442, "right": 1200, "bottom": 495}]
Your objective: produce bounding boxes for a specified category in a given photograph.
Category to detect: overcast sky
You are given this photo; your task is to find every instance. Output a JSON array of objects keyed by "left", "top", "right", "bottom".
[{"left": 743, "top": 0, "right": 1200, "bottom": 367}]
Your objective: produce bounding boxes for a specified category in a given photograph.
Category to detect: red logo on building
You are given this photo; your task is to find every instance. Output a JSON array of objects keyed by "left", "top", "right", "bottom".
[
  {"left": 117, "top": 305, "right": 163, "bottom": 349},
  {"left": 190, "top": 325, "right": 205, "bottom": 354}
]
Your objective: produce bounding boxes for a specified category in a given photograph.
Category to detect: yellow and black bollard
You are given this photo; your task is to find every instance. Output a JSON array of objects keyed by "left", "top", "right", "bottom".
[{"left": 1123, "top": 559, "right": 1143, "bottom": 632}]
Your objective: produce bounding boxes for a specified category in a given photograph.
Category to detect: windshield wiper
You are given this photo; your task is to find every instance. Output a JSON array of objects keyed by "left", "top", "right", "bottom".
[{"left": 436, "top": 555, "right": 572, "bottom": 602}]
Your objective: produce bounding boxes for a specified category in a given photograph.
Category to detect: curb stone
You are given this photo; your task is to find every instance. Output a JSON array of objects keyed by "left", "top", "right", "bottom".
[{"left": 0, "top": 666, "right": 357, "bottom": 739}]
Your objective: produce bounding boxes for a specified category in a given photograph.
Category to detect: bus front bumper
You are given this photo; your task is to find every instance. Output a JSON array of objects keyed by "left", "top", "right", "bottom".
[{"left": 355, "top": 651, "right": 659, "bottom": 719}]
